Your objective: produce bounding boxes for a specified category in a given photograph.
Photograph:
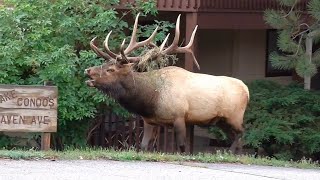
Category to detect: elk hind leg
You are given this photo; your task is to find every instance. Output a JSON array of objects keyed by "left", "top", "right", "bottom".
[
  {"left": 228, "top": 116, "right": 244, "bottom": 154},
  {"left": 173, "top": 117, "right": 186, "bottom": 153}
]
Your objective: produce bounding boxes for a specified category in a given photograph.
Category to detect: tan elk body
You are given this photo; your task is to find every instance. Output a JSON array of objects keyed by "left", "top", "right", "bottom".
[{"left": 85, "top": 14, "right": 249, "bottom": 153}]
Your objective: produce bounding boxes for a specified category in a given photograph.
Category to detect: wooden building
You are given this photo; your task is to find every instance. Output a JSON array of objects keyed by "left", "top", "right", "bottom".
[{"left": 116, "top": 0, "right": 308, "bottom": 83}]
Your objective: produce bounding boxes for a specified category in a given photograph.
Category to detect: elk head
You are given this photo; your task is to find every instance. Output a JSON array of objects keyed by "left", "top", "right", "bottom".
[{"left": 85, "top": 13, "right": 199, "bottom": 87}]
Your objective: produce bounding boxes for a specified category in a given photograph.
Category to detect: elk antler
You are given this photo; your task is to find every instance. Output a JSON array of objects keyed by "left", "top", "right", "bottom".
[
  {"left": 90, "top": 13, "right": 158, "bottom": 63},
  {"left": 90, "top": 37, "right": 113, "bottom": 60},
  {"left": 160, "top": 14, "right": 200, "bottom": 70},
  {"left": 101, "top": 13, "right": 158, "bottom": 63},
  {"left": 90, "top": 13, "right": 199, "bottom": 69},
  {"left": 124, "top": 13, "right": 158, "bottom": 55}
]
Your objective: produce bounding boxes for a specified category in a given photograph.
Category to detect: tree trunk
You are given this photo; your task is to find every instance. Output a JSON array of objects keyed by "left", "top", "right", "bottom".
[{"left": 304, "top": 36, "right": 313, "bottom": 90}]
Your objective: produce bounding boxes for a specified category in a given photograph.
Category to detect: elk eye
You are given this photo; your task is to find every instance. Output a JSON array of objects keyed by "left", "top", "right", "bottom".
[{"left": 107, "top": 69, "right": 115, "bottom": 72}]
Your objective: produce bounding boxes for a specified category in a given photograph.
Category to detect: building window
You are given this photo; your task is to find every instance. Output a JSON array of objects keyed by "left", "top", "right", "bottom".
[{"left": 265, "top": 29, "right": 292, "bottom": 77}]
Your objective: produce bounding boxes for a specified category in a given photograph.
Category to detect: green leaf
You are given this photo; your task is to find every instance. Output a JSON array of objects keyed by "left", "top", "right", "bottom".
[
  {"left": 277, "top": 30, "right": 299, "bottom": 53},
  {"left": 264, "top": 9, "right": 289, "bottom": 29},
  {"left": 312, "top": 49, "right": 320, "bottom": 67},
  {"left": 307, "top": 0, "right": 320, "bottom": 21},
  {"left": 295, "top": 55, "right": 317, "bottom": 77},
  {"left": 269, "top": 52, "right": 297, "bottom": 70}
]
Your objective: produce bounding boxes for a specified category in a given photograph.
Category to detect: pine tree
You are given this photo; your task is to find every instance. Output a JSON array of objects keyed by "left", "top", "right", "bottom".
[{"left": 264, "top": 0, "right": 320, "bottom": 90}]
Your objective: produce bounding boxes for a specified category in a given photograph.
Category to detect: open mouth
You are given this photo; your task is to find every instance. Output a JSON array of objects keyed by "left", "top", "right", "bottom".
[
  {"left": 85, "top": 79, "right": 95, "bottom": 87},
  {"left": 84, "top": 69, "right": 95, "bottom": 87}
]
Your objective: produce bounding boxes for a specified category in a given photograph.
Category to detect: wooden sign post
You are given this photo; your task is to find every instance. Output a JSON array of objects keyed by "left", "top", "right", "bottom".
[{"left": 0, "top": 85, "right": 58, "bottom": 150}]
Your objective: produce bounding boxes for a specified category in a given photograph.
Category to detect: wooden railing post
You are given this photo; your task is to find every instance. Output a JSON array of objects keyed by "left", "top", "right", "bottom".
[
  {"left": 184, "top": 12, "right": 198, "bottom": 154},
  {"left": 41, "top": 81, "right": 53, "bottom": 151},
  {"left": 41, "top": 133, "right": 51, "bottom": 151}
]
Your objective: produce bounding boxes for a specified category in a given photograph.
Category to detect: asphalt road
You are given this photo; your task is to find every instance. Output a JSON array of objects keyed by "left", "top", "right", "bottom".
[{"left": 0, "top": 160, "right": 319, "bottom": 180}]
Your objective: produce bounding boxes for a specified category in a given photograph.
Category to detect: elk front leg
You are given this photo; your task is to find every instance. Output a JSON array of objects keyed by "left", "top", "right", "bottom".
[
  {"left": 173, "top": 118, "right": 186, "bottom": 153},
  {"left": 141, "top": 121, "right": 156, "bottom": 151}
]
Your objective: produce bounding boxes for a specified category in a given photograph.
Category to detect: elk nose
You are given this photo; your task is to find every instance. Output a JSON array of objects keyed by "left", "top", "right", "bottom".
[{"left": 84, "top": 68, "right": 91, "bottom": 75}]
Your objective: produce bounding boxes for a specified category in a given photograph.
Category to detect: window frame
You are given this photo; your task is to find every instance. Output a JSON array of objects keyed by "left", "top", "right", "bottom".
[{"left": 265, "top": 29, "right": 293, "bottom": 77}]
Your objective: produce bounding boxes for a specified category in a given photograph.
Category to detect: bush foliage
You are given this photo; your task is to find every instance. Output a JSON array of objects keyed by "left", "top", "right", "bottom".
[
  {"left": 244, "top": 80, "right": 320, "bottom": 160},
  {"left": 0, "top": 0, "right": 172, "bottom": 148}
]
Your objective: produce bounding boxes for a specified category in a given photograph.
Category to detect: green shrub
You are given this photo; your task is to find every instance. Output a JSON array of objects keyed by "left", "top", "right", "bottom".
[
  {"left": 244, "top": 80, "right": 320, "bottom": 160},
  {"left": 0, "top": 0, "right": 171, "bottom": 148},
  {"left": 0, "top": 134, "right": 15, "bottom": 148},
  {"left": 208, "top": 80, "right": 320, "bottom": 161}
]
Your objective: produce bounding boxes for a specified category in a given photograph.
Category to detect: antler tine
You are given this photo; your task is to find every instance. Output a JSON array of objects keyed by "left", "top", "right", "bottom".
[
  {"left": 90, "top": 37, "right": 113, "bottom": 61},
  {"left": 162, "top": 14, "right": 181, "bottom": 54},
  {"left": 125, "top": 12, "right": 140, "bottom": 53},
  {"left": 104, "top": 30, "right": 142, "bottom": 63},
  {"left": 189, "top": 51, "right": 200, "bottom": 70},
  {"left": 104, "top": 31, "right": 118, "bottom": 59},
  {"left": 124, "top": 13, "right": 159, "bottom": 55},
  {"left": 119, "top": 38, "right": 141, "bottom": 63},
  {"left": 182, "top": 25, "right": 198, "bottom": 50},
  {"left": 189, "top": 26, "right": 200, "bottom": 70},
  {"left": 159, "top": 33, "right": 170, "bottom": 52},
  {"left": 139, "top": 26, "right": 158, "bottom": 47},
  {"left": 175, "top": 25, "right": 200, "bottom": 70},
  {"left": 119, "top": 39, "right": 129, "bottom": 64}
]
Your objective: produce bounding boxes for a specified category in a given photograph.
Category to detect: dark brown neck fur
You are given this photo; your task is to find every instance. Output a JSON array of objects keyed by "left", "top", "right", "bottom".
[{"left": 96, "top": 72, "right": 159, "bottom": 118}]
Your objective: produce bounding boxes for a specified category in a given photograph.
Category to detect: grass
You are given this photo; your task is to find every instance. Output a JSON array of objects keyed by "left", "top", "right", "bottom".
[{"left": 0, "top": 148, "right": 319, "bottom": 169}]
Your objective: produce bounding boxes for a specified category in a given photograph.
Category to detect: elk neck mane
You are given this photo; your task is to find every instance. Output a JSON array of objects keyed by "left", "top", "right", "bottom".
[{"left": 97, "top": 71, "right": 160, "bottom": 118}]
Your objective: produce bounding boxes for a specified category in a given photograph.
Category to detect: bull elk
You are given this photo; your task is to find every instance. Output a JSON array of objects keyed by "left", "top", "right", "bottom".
[{"left": 85, "top": 13, "right": 249, "bottom": 153}]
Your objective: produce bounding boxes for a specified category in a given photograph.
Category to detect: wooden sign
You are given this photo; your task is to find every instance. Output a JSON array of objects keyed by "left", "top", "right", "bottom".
[{"left": 0, "top": 85, "right": 58, "bottom": 132}]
